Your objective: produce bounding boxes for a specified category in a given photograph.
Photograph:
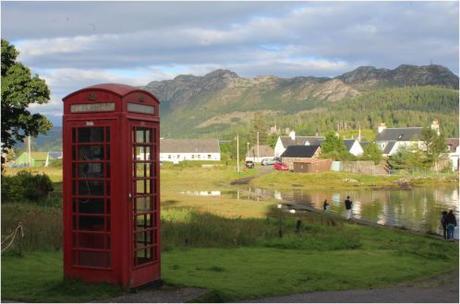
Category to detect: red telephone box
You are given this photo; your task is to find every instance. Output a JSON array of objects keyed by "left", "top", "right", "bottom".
[{"left": 62, "top": 83, "right": 160, "bottom": 288}]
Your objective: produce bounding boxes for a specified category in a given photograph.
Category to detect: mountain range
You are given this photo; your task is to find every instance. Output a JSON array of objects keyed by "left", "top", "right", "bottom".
[{"left": 143, "top": 64, "right": 458, "bottom": 138}]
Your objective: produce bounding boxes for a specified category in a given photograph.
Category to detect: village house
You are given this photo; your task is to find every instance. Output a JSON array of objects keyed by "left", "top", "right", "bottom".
[
  {"left": 344, "top": 139, "right": 364, "bottom": 157},
  {"left": 447, "top": 138, "right": 459, "bottom": 171},
  {"left": 160, "top": 139, "right": 221, "bottom": 164},
  {"left": 274, "top": 131, "right": 324, "bottom": 157},
  {"left": 375, "top": 120, "right": 441, "bottom": 156},
  {"left": 14, "top": 151, "right": 63, "bottom": 167},
  {"left": 280, "top": 144, "right": 321, "bottom": 170},
  {"left": 245, "top": 145, "right": 274, "bottom": 163}
]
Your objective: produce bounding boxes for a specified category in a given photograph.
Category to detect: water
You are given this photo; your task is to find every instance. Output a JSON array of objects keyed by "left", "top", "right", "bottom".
[{"left": 180, "top": 186, "right": 459, "bottom": 235}]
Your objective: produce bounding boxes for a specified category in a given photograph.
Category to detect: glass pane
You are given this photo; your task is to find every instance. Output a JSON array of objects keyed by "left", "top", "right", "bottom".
[
  {"left": 78, "top": 163, "right": 104, "bottom": 178},
  {"left": 78, "top": 127, "right": 104, "bottom": 143},
  {"left": 105, "top": 127, "right": 110, "bottom": 142},
  {"left": 78, "top": 216, "right": 105, "bottom": 231},
  {"left": 135, "top": 248, "right": 152, "bottom": 265},
  {"left": 72, "top": 128, "right": 77, "bottom": 143},
  {"left": 76, "top": 232, "right": 109, "bottom": 249},
  {"left": 145, "top": 129, "right": 151, "bottom": 143},
  {"left": 106, "top": 199, "right": 111, "bottom": 213},
  {"left": 135, "top": 129, "right": 145, "bottom": 143},
  {"left": 106, "top": 163, "right": 111, "bottom": 178},
  {"left": 72, "top": 146, "right": 76, "bottom": 160},
  {"left": 136, "top": 163, "right": 149, "bottom": 178},
  {"left": 78, "top": 180, "right": 104, "bottom": 196},
  {"left": 106, "top": 144, "right": 110, "bottom": 160},
  {"left": 77, "top": 198, "right": 104, "bottom": 214},
  {"left": 79, "top": 145, "right": 104, "bottom": 161},
  {"left": 145, "top": 147, "right": 151, "bottom": 161},
  {"left": 136, "top": 180, "right": 145, "bottom": 194},
  {"left": 136, "top": 196, "right": 151, "bottom": 212},
  {"left": 135, "top": 231, "right": 153, "bottom": 248},
  {"left": 146, "top": 180, "right": 151, "bottom": 193},
  {"left": 135, "top": 214, "right": 152, "bottom": 229},
  {"left": 77, "top": 251, "right": 111, "bottom": 268}
]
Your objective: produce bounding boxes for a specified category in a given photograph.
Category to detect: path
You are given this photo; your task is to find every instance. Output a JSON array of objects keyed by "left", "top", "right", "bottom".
[
  {"left": 244, "top": 270, "right": 459, "bottom": 303},
  {"left": 230, "top": 165, "right": 273, "bottom": 185},
  {"left": 99, "top": 286, "right": 207, "bottom": 303}
]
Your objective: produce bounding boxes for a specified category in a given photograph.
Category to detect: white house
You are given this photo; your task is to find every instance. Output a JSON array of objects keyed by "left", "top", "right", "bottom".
[
  {"left": 274, "top": 131, "right": 324, "bottom": 157},
  {"left": 447, "top": 138, "right": 460, "bottom": 171},
  {"left": 344, "top": 139, "right": 364, "bottom": 157},
  {"left": 376, "top": 120, "right": 441, "bottom": 156},
  {"left": 245, "top": 145, "right": 274, "bottom": 163},
  {"left": 160, "top": 139, "right": 221, "bottom": 164}
]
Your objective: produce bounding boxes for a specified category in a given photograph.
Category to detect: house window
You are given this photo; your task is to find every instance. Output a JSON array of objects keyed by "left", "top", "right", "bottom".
[
  {"left": 208, "top": 154, "right": 211, "bottom": 159},
  {"left": 168, "top": 155, "right": 171, "bottom": 159},
  {"left": 191, "top": 155, "right": 194, "bottom": 159},
  {"left": 176, "top": 154, "right": 180, "bottom": 158},
  {"left": 198, "top": 154, "right": 201, "bottom": 159}
]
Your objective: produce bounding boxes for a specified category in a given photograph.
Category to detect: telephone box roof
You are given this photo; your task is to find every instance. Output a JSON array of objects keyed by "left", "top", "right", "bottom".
[{"left": 63, "top": 83, "right": 159, "bottom": 101}]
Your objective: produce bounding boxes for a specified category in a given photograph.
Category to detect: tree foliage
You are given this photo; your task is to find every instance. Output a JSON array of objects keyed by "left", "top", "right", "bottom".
[
  {"left": 361, "top": 142, "right": 382, "bottom": 164},
  {"left": 1, "top": 39, "right": 52, "bottom": 167},
  {"left": 320, "top": 132, "right": 354, "bottom": 160},
  {"left": 248, "top": 112, "right": 268, "bottom": 146},
  {"left": 387, "top": 146, "right": 431, "bottom": 172},
  {"left": 421, "top": 127, "right": 448, "bottom": 171}
]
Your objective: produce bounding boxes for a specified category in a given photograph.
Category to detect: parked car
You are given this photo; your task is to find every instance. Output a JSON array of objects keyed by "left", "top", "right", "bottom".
[
  {"left": 261, "top": 158, "right": 277, "bottom": 166},
  {"left": 245, "top": 160, "right": 255, "bottom": 169},
  {"left": 273, "top": 162, "right": 289, "bottom": 171}
]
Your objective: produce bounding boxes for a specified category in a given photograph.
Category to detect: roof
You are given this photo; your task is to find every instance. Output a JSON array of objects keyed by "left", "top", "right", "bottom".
[
  {"left": 344, "top": 139, "right": 357, "bottom": 151},
  {"left": 160, "top": 139, "right": 220, "bottom": 153},
  {"left": 383, "top": 141, "right": 396, "bottom": 154},
  {"left": 18, "top": 152, "right": 48, "bottom": 161},
  {"left": 376, "top": 127, "right": 423, "bottom": 142},
  {"left": 48, "top": 151, "right": 63, "bottom": 159},
  {"left": 447, "top": 138, "right": 459, "bottom": 152},
  {"left": 63, "top": 83, "right": 159, "bottom": 101},
  {"left": 280, "top": 136, "right": 325, "bottom": 147},
  {"left": 246, "top": 145, "right": 274, "bottom": 158},
  {"left": 281, "top": 145, "right": 320, "bottom": 158}
]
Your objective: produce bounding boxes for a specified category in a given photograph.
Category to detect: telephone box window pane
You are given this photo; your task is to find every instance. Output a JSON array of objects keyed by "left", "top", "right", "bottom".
[
  {"left": 136, "top": 196, "right": 151, "bottom": 212},
  {"left": 135, "top": 130, "right": 144, "bottom": 143},
  {"left": 79, "top": 216, "right": 105, "bottom": 231},
  {"left": 136, "top": 180, "right": 145, "bottom": 194},
  {"left": 72, "top": 128, "right": 77, "bottom": 143},
  {"left": 78, "top": 163, "right": 104, "bottom": 178},
  {"left": 135, "top": 146, "right": 149, "bottom": 161},
  {"left": 78, "top": 198, "right": 104, "bottom": 214},
  {"left": 135, "top": 248, "right": 152, "bottom": 265},
  {"left": 136, "top": 163, "right": 149, "bottom": 177},
  {"left": 106, "top": 145, "right": 110, "bottom": 160},
  {"left": 105, "top": 127, "right": 110, "bottom": 142},
  {"left": 78, "top": 181, "right": 104, "bottom": 196},
  {"left": 72, "top": 146, "right": 76, "bottom": 160},
  {"left": 136, "top": 214, "right": 152, "bottom": 229},
  {"left": 79, "top": 145, "right": 104, "bottom": 160},
  {"left": 77, "top": 251, "right": 111, "bottom": 268},
  {"left": 145, "top": 129, "right": 151, "bottom": 143},
  {"left": 77, "top": 233, "right": 108, "bottom": 249},
  {"left": 146, "top": 180, "right": 151, "bottom": 193},
  {"left": 78, "top": 127, "right": 104, "bottom": 143},
  {"left": 106, "top": 163, "right": 111, "bottom": 178},
  {"left": 145, "top": 147, "right": 151, "bottom": 160},
  {"left": 135, "top": 231, "right": 153, "bottom": 248},
  {"left": 106, "top": 199, "right": 111, "bottom": 213}
]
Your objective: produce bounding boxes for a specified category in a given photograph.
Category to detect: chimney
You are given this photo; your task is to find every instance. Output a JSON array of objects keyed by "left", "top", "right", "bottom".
[
  {"left": 378, "top": 123, "right": 387, "bottom": 134},
  {"left": 431, "top": 119, "right": 440, "bottom": 136},
  {"left": 289, "top": 130, "right": 296, "bottom": 140}
]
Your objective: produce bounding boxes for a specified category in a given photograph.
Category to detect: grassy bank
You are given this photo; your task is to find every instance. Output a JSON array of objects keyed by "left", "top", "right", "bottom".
[{"left": 250, "top": 171, "right": 458, "bottom": 191}]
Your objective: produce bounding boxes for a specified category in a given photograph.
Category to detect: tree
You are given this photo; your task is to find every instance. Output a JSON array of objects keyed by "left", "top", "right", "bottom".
[
  {"left": 421, "top": 127, "right": 448, "bottom": 171},
  {"left": 1, "top": 39, "right": 52, "bottom": 168},
  {"left": 248, "top": 112, "right": 268, "bottom": 146},
  {"left": 361, "top": 142, "right": 382, "bottom": 164},
  {"left": 320, "top": 132, "right": 353, "bottom": 160},
  {"left": 387, "top": 146, "right": 431, "bottom": 172}
]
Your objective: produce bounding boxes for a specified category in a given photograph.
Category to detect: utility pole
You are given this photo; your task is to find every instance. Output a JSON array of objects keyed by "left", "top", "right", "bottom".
[
  {"left": 257, "top": 131, "right": 260, "bottom": 162},
  {"left": 236, "top": 134, "right": 240, "bottom": 174},
  {"left": 27, "top": 136, "right": 32, "bottom": 167}
]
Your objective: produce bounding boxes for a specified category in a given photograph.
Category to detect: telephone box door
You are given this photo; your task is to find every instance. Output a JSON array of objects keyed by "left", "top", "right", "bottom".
[
  {"left": 129, "top": 121, "right": 160, "bottom": 286},
  {"left": 64, "top": 120, "right": 117, "bottom": 278}
]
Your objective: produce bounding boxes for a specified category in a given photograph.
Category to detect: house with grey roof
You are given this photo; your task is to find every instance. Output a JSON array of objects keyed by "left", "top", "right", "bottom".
[
  {"left": 160, "top": 139, "right": 220, "bottom": 164},
  {"left": 245, "top": 145, "right": 274, "bottom": 163},
  {"left": 343, "top": 139, "right": 364, "bottom": 157},
  {"left": 280, "top": 145, "right": 321, "bottom": 170},
  {"left": 274, "top": 131, "right": 324, "bottom": 157},
  {"left": 375, "top": 120, "right": 440, "bottom": 156}
]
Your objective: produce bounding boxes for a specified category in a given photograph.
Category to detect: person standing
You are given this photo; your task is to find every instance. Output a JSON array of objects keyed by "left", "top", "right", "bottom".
[
  {"left": 323, "top": 199, "right": 330, "bottom": 212},
  {"left": 344, "top": 196, "right": 353, "bottom": 220},
  {"left": 441, "top": 211, "right": 448, "bottom": 240},
  {"left": 446, "top": 210, "right": 457, "bottom": 241}
]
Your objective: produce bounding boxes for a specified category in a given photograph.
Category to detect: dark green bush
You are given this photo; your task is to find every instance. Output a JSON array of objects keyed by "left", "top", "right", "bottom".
[{"left": 2, "top": 171, "right": 54, "bottom": 202}]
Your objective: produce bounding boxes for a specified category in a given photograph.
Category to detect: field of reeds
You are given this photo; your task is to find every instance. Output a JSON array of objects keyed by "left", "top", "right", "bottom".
[{"left": 1, "top": 165, "right": 459, "bottom": 302}]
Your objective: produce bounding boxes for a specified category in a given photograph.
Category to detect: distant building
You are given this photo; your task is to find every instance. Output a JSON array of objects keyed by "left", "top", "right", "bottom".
[
  {"left": 245, "top": 145, "right": 274, "bottom": 163},
  {"left": 15, "top": 152, "right": 49, "bottom": 167},
  {"left": 343, "top": 139, "right": 364, "bottom": 157},
  {"left": 274, "top": 131, "right": 324, "bottom": 157},
  {"left": 375, "top": 123, "right": 424, "bottom": 156},
  {"left": 447, "top": 138, "right": 460, "bottom": 171},
  {"left": 280, "top": 144, "right": 321, "bottom": 170},
  {"left": 160, "top": 139, "right": 221, "bottom": 164}
]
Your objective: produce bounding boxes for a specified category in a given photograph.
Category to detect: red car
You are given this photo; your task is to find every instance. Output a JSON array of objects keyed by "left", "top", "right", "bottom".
[{"left": 273, "top": 162, "right": 289, "bottom": 171}]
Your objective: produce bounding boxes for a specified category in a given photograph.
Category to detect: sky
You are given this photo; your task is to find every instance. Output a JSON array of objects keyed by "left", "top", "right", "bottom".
[{"left": 1, "top": 1, "right": 459, "bottom": 126}]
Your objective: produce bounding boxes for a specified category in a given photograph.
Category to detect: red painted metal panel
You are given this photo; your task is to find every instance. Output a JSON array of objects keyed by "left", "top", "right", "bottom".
[{"left": 63, "top": 83, "right": 160, "bottom": 288}]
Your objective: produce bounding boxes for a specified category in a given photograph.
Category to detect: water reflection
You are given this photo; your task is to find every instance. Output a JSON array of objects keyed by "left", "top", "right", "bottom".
[{"left": 178, "top": 186, "right": 459, "bottom": 235}]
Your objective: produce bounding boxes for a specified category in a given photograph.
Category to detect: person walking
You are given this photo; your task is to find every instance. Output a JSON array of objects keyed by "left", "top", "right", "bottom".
[
  {"left": 441, "top": 211, "right": 448, "bottom": 240},
  {"left": 446, "top": 210, "right": 457, "bottom": 241},
  {"left": 344, "top": 196, "right": 353, "bottom": 220},
  {"left": 323, "top": 199, "right": 330, "bottom": 212}
]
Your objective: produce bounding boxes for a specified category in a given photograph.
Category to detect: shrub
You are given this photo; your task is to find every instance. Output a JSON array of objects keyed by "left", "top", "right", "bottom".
[{"left": 2, "top": 171, "right": 54, "bottom": 203}]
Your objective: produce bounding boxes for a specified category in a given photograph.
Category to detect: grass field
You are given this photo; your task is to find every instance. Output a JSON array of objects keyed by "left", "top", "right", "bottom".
[{"left": 1, "top": 165, "right": 459, "bottom": 302}]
